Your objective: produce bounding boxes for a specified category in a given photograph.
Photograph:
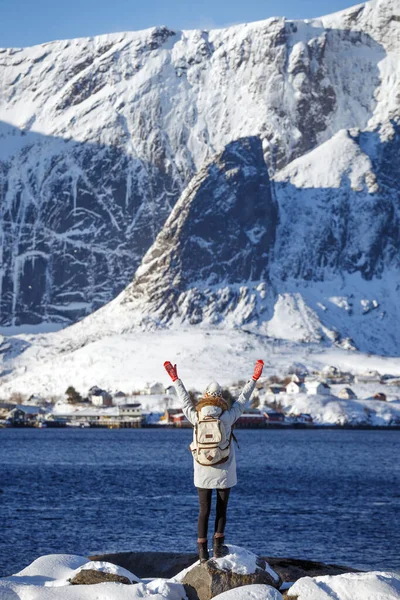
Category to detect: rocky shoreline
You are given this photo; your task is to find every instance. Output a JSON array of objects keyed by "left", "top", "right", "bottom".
[
  {"left": 1, "top": 546, "right": 399, "bottom": 600},
  {"left": 88, "top": 551, "right": 362, "bottom": 582}
]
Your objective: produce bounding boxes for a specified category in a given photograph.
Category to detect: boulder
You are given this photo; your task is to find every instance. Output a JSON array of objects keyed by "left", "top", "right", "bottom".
[
  {"left": 89, "top": 551, "right": 198, "bottom": 579},
  {"left": 182, "top": 546, "right": 281, "bottom": 600},
  {"left": 69, "top": 568, "right": 132, "bottom": 585},
  {"left": 263, "top": 557, "right": 362, "bottom": 584},
  {"left": 283, "top": 571, "right": 400, "bottom": 600}
]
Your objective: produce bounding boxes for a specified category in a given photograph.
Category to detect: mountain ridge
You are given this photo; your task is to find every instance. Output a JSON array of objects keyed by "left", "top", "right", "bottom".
[{"left": 1, "top": 0, "right": 398, "bottom": 325}]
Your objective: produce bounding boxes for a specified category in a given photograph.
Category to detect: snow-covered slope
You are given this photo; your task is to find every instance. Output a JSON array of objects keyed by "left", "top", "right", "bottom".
[{"left": 0, "top": 0, "right": 399, "bottom": 325}]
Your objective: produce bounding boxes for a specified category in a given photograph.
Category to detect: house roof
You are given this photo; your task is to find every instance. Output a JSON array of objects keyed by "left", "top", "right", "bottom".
[
  {"left": 12, "top": 405, "right": 45, "bottom": 414},
  {"left": 306, "top": 380, "right": 330, "bottom": 387},
  {"left": 70, "top": 407, "right": 120, "bottom": 417},
  {"left": 172, "top": 412, "right": 185, "bottom": 419}
]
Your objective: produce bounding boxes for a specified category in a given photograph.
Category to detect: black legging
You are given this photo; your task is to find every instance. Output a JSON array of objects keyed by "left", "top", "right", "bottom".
[{"left": 197, "top": 488, "right": 231, "bottom": 539}]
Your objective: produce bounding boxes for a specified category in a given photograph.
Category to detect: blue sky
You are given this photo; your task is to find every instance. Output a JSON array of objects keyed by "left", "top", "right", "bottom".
[{"left": 1, "top": 0, "right": 359, "bottom": 48}]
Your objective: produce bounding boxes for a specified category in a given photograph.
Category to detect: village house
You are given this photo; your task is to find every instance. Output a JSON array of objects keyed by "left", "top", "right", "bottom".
[
  {"left": 144, "top": 382, "right": 165, "bottom": 395},
  {"left": 295, "top": 413, "right": 314, "bottom": 425},
  {"left": 235, "top": 411, "right": 266, "bottom": 428},
  {"left": 44, "top": 414, "right": 69, "bottom": 427},
  {"left": 6, "top": 405, "right": 45, "bottom": 426},
  {"left": 88, "top": 386, "right": 112, "bottom": 407},
  {"left": 263, "top": 407, "right": 285, "bottom": 424},
  {"left": 64, "top": 404, "right": 143, "bottom": 428},
  {"left": 118, "top": 403, "right": 142, "bottom": 418},
  {"left": 26, "top": 394, "right": 48, "bottom": 406},
  {"left": 289, "top": 373, "right": 304, "bottom": 383},
  {"left": 338, "top": 387, "right": 357, "bottom": 400},
  {"left": 161, "top": 408, "right": 183, "bottom": 424},
  {"left": 355, "top": 371, "right": 381, "bottom": 384},
  {"left": 321, "top": 365, "right": 339, "bottom": 378},
  {"left": 285, "top": 380, "right": 305, "bottom": 394},
  {"left": 171, "top": 412, "right": 191, "bottom": 428},
  {"left": 305, "top": 381, "right": 331, "bottom": 396}
]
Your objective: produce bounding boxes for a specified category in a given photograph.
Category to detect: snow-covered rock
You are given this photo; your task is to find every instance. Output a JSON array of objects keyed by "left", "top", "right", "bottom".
[
  {"left": 181, "top": 545, "right": 281, "bottom": 600},
  {"left": 213, "top": 584, "right": 283, "bottom": 600},
  {"left": 286, "top": 570, "right": 400, "bottom": 599},
  {"left": 69, "top": 560, "right": 139, "bottom": 584},
  {"left": 0, "top": 553, "right": 187, "bottom": 600}
]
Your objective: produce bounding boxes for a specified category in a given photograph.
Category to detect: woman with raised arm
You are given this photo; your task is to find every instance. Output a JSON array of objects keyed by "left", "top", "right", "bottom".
[{"left": 163, "top": 360, "right": 264, "bottom": 563}]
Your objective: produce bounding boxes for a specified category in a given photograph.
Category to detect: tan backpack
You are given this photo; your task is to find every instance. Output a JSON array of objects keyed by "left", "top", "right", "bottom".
[
  {"left": 190, "top": 416, "right": 231, "bottom": 466},
  {"left": 189, "top": 397, "right": 232, "bottom": 466}
]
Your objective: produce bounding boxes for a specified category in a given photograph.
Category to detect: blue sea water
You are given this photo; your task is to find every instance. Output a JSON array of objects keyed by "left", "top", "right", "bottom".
[{"left": 0, "top": 428, "right": 399, "bottom": 577}]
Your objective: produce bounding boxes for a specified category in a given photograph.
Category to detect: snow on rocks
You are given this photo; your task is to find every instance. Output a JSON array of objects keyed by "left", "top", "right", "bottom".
[
  {"left": 0, "top": 553, "right": 187, "bottom": 600},
  {"left": 5, "top": 554, "right": 89, "bottom": 586},
  {"left": 2, "top": 552, "right": 400, "bottom": 600},
  {"left": 285, "top": 570, "right": 400, "bottom": 600},
  {"left": 213, "top": 546, "right": 279, "bottom": 584},
  {"left": 69, "top": 560, "right": 140, "bottom": 584},
  {"left": 212, "top": 584, "right": 283, "bottom": 600},
  {"left": 182, "top": 545, "right": 281, "bottom": 600}
]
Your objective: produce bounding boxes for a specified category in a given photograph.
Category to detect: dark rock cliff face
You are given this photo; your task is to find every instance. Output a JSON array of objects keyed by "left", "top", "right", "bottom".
[
  {"left": 123, "top": 137, "right": 278, "bottom": 325},
  {"left": 0, "top": 126, "right": 180, "bottom": 325}
]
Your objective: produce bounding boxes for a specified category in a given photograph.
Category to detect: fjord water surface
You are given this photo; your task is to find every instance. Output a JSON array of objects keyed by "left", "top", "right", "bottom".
[{"left": 0, "top": 428, "right": 399, "bottom": 576}]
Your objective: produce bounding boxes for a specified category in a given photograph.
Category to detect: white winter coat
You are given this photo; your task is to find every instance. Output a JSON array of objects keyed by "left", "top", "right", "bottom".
[{"left": 174, "top": 378, "right": 256, "bottom": 489}]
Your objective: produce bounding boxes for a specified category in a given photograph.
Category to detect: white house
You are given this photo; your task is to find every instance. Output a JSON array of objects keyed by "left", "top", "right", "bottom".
[
  {"left": 91, "top": 395, "right": 112, "bottom": 407},
  {"left": 338, "top": 387, "right": 357, "bottom": 400},
  {"left": 289, "top": 373, "right": 303, "bottom": 383},
  {"left": 118, "top": 403, "right": 142, "bottom": 419},
  {"left": 88, "top": 386, "right": 112, "bottom": 406},
  {"left": 355, "top": 371, "right": 381, "bottom": 383},
  {"left": 305, "top": 381, "right": 331, "bottom": 396},
  {"left": 286, "top": 381, "right": 305, "bottom": 394},
  {"left": 321, "top": 365, "right": 339, "bottom": 378},
  {"left": 145, "top": 382, "right": 165, "bottom": 395}
]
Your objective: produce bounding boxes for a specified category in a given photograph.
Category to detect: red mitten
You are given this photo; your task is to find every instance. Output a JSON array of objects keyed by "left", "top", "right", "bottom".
[
  {"left": 252, "top": 360, "right": 264, "bottom": 381},
  {"left": 164, "top": 361, "right": 178, "bottom": 382}
]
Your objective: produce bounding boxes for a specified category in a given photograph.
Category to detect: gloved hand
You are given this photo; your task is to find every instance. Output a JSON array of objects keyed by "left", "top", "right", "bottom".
[
  {"left": 164, "top": 361, "right": 178, "bottom": 382},
  {"left": 252, "top": 359, "right": 264, "bottom": 381}
]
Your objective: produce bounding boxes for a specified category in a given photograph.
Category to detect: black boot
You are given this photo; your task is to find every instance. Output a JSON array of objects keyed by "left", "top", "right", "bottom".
[
  {"left": 197, "top": 540, "right": 209, "bottom": 563},
  {"left": 213, "top": 535, "right": 228, "bottom": 558}
]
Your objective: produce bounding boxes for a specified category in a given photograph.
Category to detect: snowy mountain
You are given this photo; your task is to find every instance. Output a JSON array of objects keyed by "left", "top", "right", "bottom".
[
  {"left": 0, "top": 0, "right": 400, "bottom": 396},
  {"left": 0, "top": 0, "right": 399, "bottom": 327}
]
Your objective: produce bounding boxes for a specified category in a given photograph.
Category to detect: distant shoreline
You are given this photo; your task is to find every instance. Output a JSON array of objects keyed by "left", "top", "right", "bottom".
[{"left": 2, "top": 424, "right": 400, "bottom": 431}]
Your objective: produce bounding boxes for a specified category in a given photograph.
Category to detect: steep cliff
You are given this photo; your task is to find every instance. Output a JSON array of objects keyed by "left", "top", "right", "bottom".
[{"left": 0, "top": 0, "right": 398, "bottom": 326}]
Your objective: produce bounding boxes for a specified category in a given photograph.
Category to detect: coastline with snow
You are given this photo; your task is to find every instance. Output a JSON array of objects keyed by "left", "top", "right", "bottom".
[{"left": 1, "top": 546, "right": 400, "bottom": 600}]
